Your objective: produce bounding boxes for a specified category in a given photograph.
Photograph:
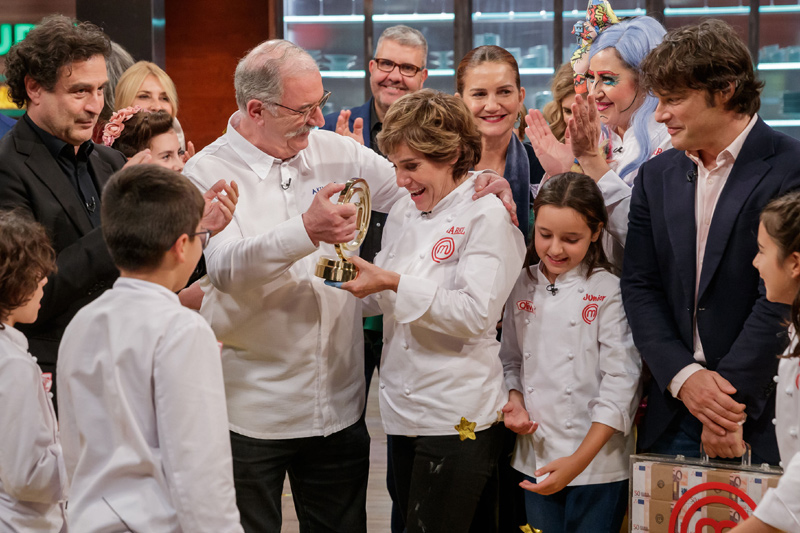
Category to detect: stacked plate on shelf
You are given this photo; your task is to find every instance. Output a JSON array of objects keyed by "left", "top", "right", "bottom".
[
  {"left": 319, "top": 54, "right": 358, "bottom": 71},
  {"left": 429, "top": 50, "right": 454, "bottom": 69}
]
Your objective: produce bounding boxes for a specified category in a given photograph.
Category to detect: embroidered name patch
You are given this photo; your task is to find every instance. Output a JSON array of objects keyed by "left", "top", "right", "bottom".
[{"left": 517, "top": 300, "right": 536, "bottom": 314}]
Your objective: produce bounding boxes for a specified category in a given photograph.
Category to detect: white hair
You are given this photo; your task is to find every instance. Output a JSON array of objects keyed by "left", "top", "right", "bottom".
[{"left": 234, "top": 39, "right": 319, "bottom": 113}]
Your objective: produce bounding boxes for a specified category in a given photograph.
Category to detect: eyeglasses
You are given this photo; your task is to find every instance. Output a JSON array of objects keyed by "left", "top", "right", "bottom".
[
  {"left": 373, "top": 58, "right": 424, "bottom": 77},
  {"left": 273, "top": 90, "right": 332, "bottom": 121},
  {"left": 188, "top": 229, "right": 212, "bottom": 250}
]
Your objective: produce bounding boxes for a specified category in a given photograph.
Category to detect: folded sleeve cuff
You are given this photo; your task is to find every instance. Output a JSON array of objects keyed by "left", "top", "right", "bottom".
[
  {"left": 668, "top": 363, "right": 705, "bottom": 398},
  {"left": 275, "top": 215, "right": 318, "bottom": 261},
  {"left": 394, "top": 275, "right": 437, "bottom": 324},
  {"left": 590, "top": 398, "right": 629, "bottom": 435},
  {"left": 597, "top": 170, "right": 632, "bottom": 205}
]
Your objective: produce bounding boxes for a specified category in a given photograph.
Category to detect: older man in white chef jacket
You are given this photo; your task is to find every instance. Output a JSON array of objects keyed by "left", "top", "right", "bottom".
[{"left": 183, "top": 39, "right": 515, "bottom": 533}]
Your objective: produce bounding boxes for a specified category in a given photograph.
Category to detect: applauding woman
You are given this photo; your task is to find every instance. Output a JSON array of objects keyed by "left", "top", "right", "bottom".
[
  {"left": 526, "top": 16, "right": 669, "bottom": 268},
  {"left": 340, "top": 89, "right": 525, "bottom": 533},
  {"left": 456, "top": 45, "right": 544, "bottom": 242}
]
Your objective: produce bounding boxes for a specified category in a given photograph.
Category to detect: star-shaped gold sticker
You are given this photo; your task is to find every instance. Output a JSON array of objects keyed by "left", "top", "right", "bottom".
[
  {"left": 519, "top": 525, "right": 542, "bottom": 533},
  {"left": 454, "top": 417, "right": 476, "bottom": 441}
]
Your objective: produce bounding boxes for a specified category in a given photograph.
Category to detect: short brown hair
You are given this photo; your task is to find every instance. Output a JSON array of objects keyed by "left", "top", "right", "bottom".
[
  {"left": 113, "top": 110, "right": 175, "bottom": 158},
  {"left": 640, "top": 19, "right": 763, "bottom": 116},
  {"left": 101, "top": 165, "right": 204, "bottom": 272},
  {"left": 5, "top": 15, "right": 111, "bottom": 108},
  {"left": 377, "top": 89, "right": 481, "bottom": 181},
  {"left": 0, "top": 210, "right": 56, "bottom": 327}
]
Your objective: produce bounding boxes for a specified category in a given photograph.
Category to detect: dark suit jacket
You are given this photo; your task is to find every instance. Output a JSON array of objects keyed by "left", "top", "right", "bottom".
[
  {"left": 322, "top": 98, "right": 374, "bottom": 149},
  {"left": 621, "top": 118, "right": 800, "bottom": 463},
  {"left": 0, "top": 116, "right": 126, "bottom": 369}
]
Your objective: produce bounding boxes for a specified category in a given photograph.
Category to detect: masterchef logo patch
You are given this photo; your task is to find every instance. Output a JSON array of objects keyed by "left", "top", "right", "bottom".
[
  {"left": 517, "top": 300, "right": 536, "bottom": 315},
  {"left": 582, "top": 304, "right": 598, "bottom": 325},
  {"left": 431, "top": 237, "right": 455, "bottom": 263}
]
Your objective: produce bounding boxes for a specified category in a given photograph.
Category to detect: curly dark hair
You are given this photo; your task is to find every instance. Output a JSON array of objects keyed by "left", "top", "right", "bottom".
[
  {"left": 5, "top": 14, "right": 111, "bottom": 108},
  {"left": 639, "top": 19, "right": 763, "bottom": 116},
  {"left": 0, "top": 210, "right": 56, "bottom": 328},
  {"left": 112, "top": 110, "right": 174, "bottom": 158}
]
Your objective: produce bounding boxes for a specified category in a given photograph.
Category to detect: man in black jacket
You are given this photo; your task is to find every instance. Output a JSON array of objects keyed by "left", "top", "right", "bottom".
[{"left": 0, "top": 15, "right": 130, "bottom": 403}]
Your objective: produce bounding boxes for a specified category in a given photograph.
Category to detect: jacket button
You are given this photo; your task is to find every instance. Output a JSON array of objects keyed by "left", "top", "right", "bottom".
[
  {"left": 402, "top": 343, "right": 409, "bottom": 350},
  {"left": 527, "top": 386, "right": 534, "bottom": 393},
  {"left": 447, "top": 215, "right": 454, "bottom": 222},
  {"left": 380, "top": 383, "right": 386, "bottom": 389},
  {"left": 389, "top": 253, "right": 396, "bottom": 259},
  {"left": 578, "top": 287, "right": 584, "bottom": 293},
  {"left": 570, "top": 320, "right": 577, "bottom": 326},
  {"left": 565, "top": 420, "right": 573, "bottom": 429},
  {"left": 773, "top": 418, "right": 778, "bottom": 426},
  {"left": 405, "top": 388, "right": 411, "bottom": 395},
  {"left": 525, "top": 318, "right": 530, "bottom": 325},
  {"left": 419, "top": 253, "right": 424, "bottom": 259},
  {"left": 524, "top": 352, "right": 531, "bottom": 359},
  {"left": 565, "top": 387, "right": 572, "bottom": 395},
  {"left": 786, "top": 387, "right": 794, "bottom": 396},
  {"left": 568, "top": 352, "right": 574, "bottom": 360},
  {"left": 790, "top": 427, "right": 798, "bottom": 438},
  {"left": 774, "top": 375, "right": 780, "bottom": 383},
  {"left": 376, "top": 294, "right": 382, "bottom": 300}
]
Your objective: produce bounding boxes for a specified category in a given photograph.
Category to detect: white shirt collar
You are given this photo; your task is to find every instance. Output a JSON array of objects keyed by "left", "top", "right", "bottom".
[
  {"left": 0, "top": 323, "right": 29, "bottom": 351},
  {"left": 686, "top": 113, "right": 759, "bottom": 170},
  {"left": 112, "top": 277, "right": 180, "bottom": 303}
]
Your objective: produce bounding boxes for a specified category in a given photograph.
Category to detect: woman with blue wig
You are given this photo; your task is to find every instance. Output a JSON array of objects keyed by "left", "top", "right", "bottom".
[{"left": 527, "top": 15, "right": 670, "bottom": 269}]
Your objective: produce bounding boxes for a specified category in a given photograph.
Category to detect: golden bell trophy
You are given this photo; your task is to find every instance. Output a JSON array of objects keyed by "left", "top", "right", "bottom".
[{"left": 315, "top": 178, "right": 371, "bottom": 283}]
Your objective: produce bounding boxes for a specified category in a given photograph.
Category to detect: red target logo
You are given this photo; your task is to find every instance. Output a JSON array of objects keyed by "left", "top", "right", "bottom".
[
  {"left": 582, "top": 304, "right": 598, "bottom": 324},
  {"left": 669, "top": 482, "right": 755, "bottom": 533},
  {"left": 431, "top": 237, "right": 455, "bottom": 263}
]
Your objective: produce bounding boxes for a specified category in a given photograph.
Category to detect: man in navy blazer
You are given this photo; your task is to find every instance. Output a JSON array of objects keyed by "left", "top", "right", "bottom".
[
  {"left": 622, "top": 19, "right": 800, "bottom": 465},
  {"left": 0, "top": 17, "right": 130, "bottom": 404}
]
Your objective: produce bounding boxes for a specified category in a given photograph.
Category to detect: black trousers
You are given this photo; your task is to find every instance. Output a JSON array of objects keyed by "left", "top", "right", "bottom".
[
  {"left": 390, "top": 423, "right": 505, "bottom": 533},
  {"left": 230, "top": 418, "right": 370, "bottom": 533}
]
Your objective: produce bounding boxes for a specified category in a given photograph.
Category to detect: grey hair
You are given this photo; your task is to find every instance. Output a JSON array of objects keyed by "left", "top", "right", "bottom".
[
  {"left": 234, "top": 39, "right": 319, "bottom": 113},
  {"left": 375, "top": 25, "right": 428, "bottom": 66},
  {"left": 101, "top": 41, "right": 136, "bottom": 121}
]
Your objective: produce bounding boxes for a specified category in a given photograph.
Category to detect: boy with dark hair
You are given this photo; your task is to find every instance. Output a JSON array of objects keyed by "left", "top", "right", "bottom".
[
  {"left": 57, "top": 165, "right": 243, "bottom": 533},
  {"left": 0, "top": 210, "right": 66, "bottom": 532}
]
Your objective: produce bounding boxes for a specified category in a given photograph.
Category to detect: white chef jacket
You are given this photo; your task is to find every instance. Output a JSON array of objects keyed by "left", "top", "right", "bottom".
[
  {"left": 597, "top": 114, "right": 672, "bottom": 269},
  {"left": 0, "top": 325, "right": 66, "bottom": 532},
  {"left": 754, "top": 332, "right": 800, "bottom": 532},
  {"left": 183, "top": 112, "right": 404, "bottom": 439},
  {"left": 500, "top": 263, "right": 641, "bottom": 485},
  {"left": 366, "top": 172, "right": 526, "bottom": 436},
  {"left": 57, "top": 278, "right": 242, "bottom": 533}
]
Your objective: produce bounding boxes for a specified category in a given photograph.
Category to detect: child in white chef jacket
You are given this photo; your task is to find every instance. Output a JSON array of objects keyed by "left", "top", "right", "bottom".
[
  {"left": 500, "top": 173, "right": 641, "bottom": 533},
  {"left": 57, "top": 165, "right": 243, "bottom": 533},
  {"left": 733, "top": 191, "right": 800, "bottom": 533},
  {"left": 0, "top": 210, "right": 67, "bottom": 532}
]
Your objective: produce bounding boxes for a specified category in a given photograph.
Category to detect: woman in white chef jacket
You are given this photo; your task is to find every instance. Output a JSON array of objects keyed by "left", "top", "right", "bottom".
[
  {"left": 732, "top": 191, "right": 800, "bottom": 532},
  {"left": 339, "top": 89, "right": 526, "bottom": 533},
  {"left": 499, "top": 173, "right": 641, "bottom": 533},
  {"left": 0, "top": 211, "right": 67, "bottom": 532}
]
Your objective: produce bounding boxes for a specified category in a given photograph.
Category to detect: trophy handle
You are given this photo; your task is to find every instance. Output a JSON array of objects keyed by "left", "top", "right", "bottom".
[{"left": 335, "top": 178, "right": 372, "bottom": 261}]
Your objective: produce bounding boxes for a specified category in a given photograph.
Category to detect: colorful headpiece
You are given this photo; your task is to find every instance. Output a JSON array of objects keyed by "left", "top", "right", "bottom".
[
  {"left": 570, "top": 0, "right": 619, "bottom": 94},
  {"left": 102, "top": 105, "right": 142, "bottom": 147}
]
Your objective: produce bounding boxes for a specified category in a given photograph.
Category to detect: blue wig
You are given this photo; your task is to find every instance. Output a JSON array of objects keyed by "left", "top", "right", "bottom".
[{"left": 589, "top": 16, "right": 666, "bottom": 178}]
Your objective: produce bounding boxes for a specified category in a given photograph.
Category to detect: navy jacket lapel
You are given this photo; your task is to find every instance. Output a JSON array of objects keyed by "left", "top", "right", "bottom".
[
  {"left": 698, "top": 119, "right": 773, "bottom": 300},
  {"left": 662, "top": 151, "right": 697, "bottom": 306},
  {"left": 16, "top": 118, "right": 94, "bottom": 235}
]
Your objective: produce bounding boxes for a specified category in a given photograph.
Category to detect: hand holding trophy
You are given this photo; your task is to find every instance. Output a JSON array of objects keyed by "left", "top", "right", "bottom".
[{"left": 315, "top": 178, "right": 371, "bottom": 284}]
